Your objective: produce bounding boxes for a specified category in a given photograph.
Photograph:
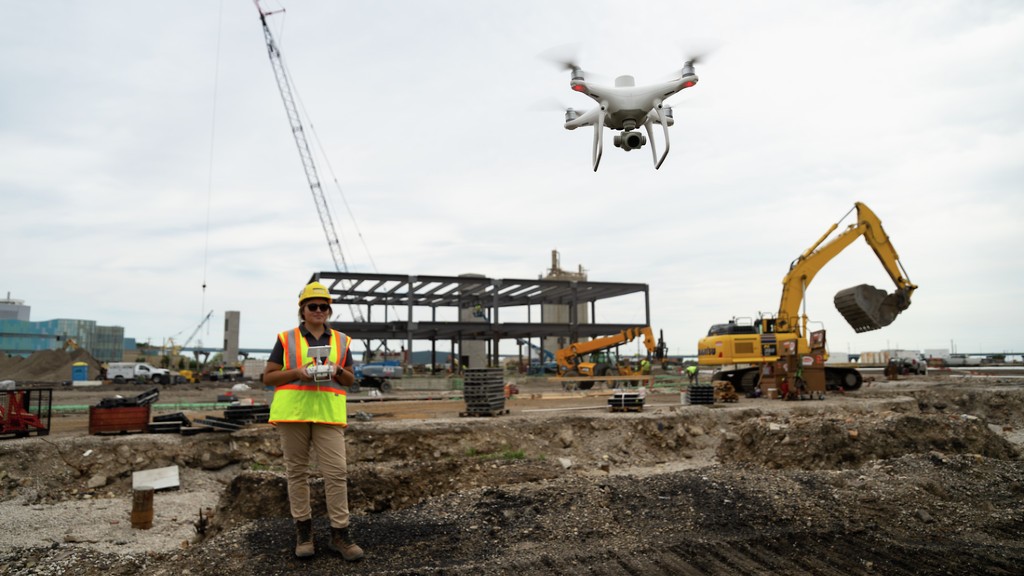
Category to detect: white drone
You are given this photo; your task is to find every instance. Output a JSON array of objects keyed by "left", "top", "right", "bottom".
[{"left": 555, "top": 57, "right": 700, "bottom": 171}]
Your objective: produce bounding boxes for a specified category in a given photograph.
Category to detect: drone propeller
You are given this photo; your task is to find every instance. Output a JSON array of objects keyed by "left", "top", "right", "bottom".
[
  {"left": 538, "top": 43, "right": 582, "bottom": 71},
  {"left": 680, "top": 37, "right": 721, "bottom": 67},
  {"left": 683, "top": 51, "right": 710, "bottom": 67},
  {"left": 652, "top": 53, "right": 707, "bottom": 83},
  {"left": 538, "top": 43, "right": 600, "bottom": 81},
  {"left": 530, "top": 97, "right": 574, "bottom": 113},
  {"left": 552, "top": 57, "right": 585, "bottom": 74}
]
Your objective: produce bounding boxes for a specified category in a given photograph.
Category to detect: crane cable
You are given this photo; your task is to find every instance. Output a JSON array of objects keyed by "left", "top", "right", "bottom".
[
  {"left": 305, "top": 123, "right": 404, "bottom": 319},
  {"left": 269, "top": 45, "right": 365, "bottom": 324},
  {"left": 276, "top": 20, "right": 399, "bottom": 321},
  {"left": 303, "top": 123, "right": 399, "bottom": 317},
  {"left": 308, "top": 123, "right": 382, "bottom": 277},
  {"left": 261, "top": 2, "right": 379, "bottom": 278},
  {"left": 200, "top": 0, "right": 226, "bottom": 343}
]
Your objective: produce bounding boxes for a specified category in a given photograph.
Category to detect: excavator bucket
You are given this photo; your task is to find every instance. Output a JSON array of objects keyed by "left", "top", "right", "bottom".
[{"left": 834, "top": 284, "right": 910, "bottom": 333}]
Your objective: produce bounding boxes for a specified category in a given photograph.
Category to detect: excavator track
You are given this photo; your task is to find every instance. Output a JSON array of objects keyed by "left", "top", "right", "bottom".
[
  {"left": 713, "top": 366, "right": 862, "bottom": 393},
  {"left": 834, "top": 284, "right": 904, "bottom": 333}
]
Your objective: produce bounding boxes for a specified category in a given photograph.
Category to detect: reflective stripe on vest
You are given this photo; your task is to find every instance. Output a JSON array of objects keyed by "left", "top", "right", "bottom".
[{"left": 269, "top": 327, "right": 352, "bottom": 426}]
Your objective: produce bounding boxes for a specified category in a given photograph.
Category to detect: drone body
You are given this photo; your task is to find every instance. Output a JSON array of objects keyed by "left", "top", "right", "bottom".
[{"left": 562, "top": 60, "right": 698, "bottom": 171}]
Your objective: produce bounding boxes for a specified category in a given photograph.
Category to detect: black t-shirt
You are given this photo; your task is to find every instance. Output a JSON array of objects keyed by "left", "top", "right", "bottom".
[{"left": 268, "top": 324, "right": 353, "bottom": 368}]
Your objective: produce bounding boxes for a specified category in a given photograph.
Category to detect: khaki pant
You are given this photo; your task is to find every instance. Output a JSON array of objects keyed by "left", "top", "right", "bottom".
[{"left": 277, "top": 422, "right": 351, "bottom": 528}]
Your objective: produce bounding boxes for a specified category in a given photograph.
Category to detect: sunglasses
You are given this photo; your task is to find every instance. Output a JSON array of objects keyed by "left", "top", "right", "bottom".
[{"left": 305, "top": 303, "right": 331, "bottom": 312}]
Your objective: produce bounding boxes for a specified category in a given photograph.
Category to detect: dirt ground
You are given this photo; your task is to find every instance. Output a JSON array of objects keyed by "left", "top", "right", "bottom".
[{"left": 1, "top": 368, "right": 1023, "bottom": 575}]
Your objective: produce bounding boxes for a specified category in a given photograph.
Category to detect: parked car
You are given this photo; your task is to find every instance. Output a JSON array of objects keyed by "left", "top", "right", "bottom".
[{"left": 900, "top": 357, "right": 928, "bottom": 375}]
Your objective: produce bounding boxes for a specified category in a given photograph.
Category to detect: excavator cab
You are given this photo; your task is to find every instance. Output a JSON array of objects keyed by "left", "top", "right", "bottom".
[{"left": 834, "top": 284, "right": 913, "bottom": 333}]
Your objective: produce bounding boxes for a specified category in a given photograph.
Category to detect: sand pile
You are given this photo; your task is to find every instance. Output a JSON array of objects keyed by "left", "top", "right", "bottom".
[{"left": 0, "top": 348, "right": 102, "bottom": 383}]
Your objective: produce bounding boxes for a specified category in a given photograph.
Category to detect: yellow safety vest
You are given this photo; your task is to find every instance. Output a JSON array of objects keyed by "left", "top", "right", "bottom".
[{"left": 269, "top": 327, "right": 352, "bottom": 426}]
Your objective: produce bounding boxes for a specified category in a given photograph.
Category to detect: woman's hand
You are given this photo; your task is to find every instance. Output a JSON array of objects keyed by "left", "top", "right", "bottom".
[{"left": 334, "top": 365, "right": 355, "bottom": 386}]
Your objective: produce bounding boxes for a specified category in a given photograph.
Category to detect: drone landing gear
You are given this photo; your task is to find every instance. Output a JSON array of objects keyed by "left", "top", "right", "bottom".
[
  {"left": 646, "top": 104, "right": 672, "bottom": 170},
  {"left": 591, "top": 107, "right": 606, "bottom": 172}
]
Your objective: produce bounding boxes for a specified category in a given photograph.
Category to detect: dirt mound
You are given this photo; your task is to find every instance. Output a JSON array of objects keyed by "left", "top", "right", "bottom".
[
  {"left": 910, "top": 384, "right": 1024, "bottom": 425},
  {"left": 0, "top": 348, "right": 102, "bottom": 383},
  {"left": 0, "top": 431, "right": 284, "bottom": 506},
  {"left": 717, "top": 412, "right": 1019, "bottom": 469},
  {"left": 0, "top": 353, "right": 25, "bottom": 379}
]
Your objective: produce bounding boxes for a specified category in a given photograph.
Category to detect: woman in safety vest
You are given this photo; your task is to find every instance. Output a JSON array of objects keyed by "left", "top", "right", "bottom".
[{"left": 263, "top": 281, "right": 364, "bottom": 561}]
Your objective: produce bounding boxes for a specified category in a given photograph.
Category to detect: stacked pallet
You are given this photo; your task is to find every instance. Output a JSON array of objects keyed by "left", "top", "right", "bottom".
[
  {"left": 460, "top": 368, "right": 508, "bottom": 417},
  {"left": 685, "top": 383, "right": 715, "bottom": 405}
]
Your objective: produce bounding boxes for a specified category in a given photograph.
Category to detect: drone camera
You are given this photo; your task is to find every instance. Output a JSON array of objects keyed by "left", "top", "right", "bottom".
[{"left": 613, "top": 130, "right": 647, "bottom": 152}]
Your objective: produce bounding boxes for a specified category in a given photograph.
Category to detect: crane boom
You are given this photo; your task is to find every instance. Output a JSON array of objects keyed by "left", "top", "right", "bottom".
[
  {"left": 555, "top": 327, "right": 657, "bottom": 375},
  {"left": 254, "top": 3, "right": 350, "bottom": 275},
  {"left": 182, "top": 310, "right": 214, "bottom": 350}
]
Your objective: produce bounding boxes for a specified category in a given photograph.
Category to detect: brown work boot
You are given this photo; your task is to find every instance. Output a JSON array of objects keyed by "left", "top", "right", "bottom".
[
  {"left": 328, "top": 526, "right": 365, "bottom": 561},
  {"left": 294, "top": 519, "right": 315, "bottom": 558}
]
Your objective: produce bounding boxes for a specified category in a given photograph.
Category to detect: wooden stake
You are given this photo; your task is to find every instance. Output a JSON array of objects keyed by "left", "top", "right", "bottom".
[{"left": 131, "top": 485, "right": 154, "bottom": 529}]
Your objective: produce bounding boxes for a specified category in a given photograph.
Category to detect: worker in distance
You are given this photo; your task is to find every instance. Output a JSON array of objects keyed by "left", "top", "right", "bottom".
[{"left": 263, "top": 281, "right": 364, "bottom": 561}]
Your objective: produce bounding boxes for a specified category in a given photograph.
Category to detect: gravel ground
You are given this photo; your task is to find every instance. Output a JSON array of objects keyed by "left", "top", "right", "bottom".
[{"left": 1, "top": 375, "right": 1022, "bottom": 575}]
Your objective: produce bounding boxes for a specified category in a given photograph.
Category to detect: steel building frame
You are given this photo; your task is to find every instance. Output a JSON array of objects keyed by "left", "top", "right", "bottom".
[{"left": 310, "top": 271, "right": 651, "bottom": 367}]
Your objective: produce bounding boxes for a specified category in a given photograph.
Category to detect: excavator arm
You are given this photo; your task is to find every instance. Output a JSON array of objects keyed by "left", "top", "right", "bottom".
[{"left": 776, "top": 202, "right": 918, "bottom": 336}]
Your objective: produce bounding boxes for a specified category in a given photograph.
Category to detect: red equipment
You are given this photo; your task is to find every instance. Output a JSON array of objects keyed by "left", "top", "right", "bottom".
[{"left": 0, "top": 388, "right": 52, "bottom": 438}]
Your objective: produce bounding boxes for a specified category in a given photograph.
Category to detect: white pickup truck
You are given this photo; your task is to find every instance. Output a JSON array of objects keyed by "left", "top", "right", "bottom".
[{"left": 107, "top": 362, "right": 172, "bottom": 384}]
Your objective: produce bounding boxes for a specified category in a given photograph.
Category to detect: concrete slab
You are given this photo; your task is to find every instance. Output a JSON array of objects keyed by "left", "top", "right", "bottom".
[{"left": 132, "top": 465, "right": 180, "bottom": 491}]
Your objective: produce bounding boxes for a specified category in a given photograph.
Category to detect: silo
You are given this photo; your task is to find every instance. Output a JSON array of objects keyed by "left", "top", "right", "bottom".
[
  {"left": 541, "top": 250, "right": 588, "bottom": 355},
  {"left": 223, "top": 311, "right": 240, "bottom": 366},
  {"left": 458, "top": 274, "right": 487, "bottom": 369}
]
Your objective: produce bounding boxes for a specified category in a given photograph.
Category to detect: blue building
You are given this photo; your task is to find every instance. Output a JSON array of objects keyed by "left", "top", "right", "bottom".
[{"left": 0, "top": 294, "right": 125, "bottom": 362}]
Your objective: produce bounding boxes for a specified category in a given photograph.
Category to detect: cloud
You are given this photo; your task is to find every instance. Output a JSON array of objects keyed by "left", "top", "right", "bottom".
[{"left": 2, "top": 0, "right": 1022, "bottom": 357}]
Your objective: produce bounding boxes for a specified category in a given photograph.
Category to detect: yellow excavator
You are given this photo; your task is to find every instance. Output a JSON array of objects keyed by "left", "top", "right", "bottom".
[
  {"left": 698, "top": 202, "right": 917, "bottom": 392},
  {"left": 555, "top": 326, "right": 660, "bottom": 390}
]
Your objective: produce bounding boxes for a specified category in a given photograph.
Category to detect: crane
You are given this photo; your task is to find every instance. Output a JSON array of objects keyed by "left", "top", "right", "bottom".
[
  {"left": 171, "top": 310, "right": 215, "bottom": 382},
  {"left": 162, "top": 310, "right": 213, "bottom": 359},
  {"left": 181, "top": 310, "right": 214, "bottom": 351},
  {"left": 254, "top": 2, "right": 348, "bottom": 273},
  {"left": 253, "top": 1, "right": 365, "bottom": 323}
]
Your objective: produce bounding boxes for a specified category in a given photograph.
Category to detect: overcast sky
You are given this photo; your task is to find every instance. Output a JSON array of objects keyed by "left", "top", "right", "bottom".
[{"left": 3, "top": 0, "right": 1022, "bottom": 358}]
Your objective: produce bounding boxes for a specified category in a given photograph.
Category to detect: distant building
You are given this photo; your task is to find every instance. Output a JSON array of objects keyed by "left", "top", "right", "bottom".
[
  {"left": 858, "top": 349, "right": 924, "bottom": 365},
  {"left": 0, "top": 294, "right": 124, "bottom": 362},
  {"left": 0, "top": 292, "right": 31, "bottom": 321},
  {"left": 825, "top": 352, "right": 850, "bottom": 364}
]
